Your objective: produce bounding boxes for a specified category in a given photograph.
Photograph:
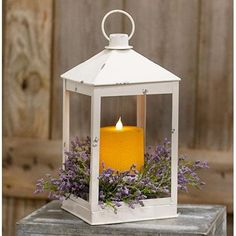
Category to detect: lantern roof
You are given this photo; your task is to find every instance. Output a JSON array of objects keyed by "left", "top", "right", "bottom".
[
  {"left": 61, "top": 9, "right": 181, "bottom": 86},
  {"left": 61, "top": 48, "right": 180, "bottom": 86}
]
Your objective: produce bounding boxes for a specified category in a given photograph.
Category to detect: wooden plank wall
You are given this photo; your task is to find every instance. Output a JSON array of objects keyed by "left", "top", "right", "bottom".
[
  {"left": 125, "top": 1, "right": 200, "bottom": 148},
  {"left": 3, "top": 0, "right": 53, "bottom": 138},
  {"left": 3, "top": 0, "right": 53, "bottom": 235},
  {"left": 3, "top": 0, "right": 233, "bottom": 235},
  {"left": 196, "top": 0, "right": 233, "bottom": 150}
]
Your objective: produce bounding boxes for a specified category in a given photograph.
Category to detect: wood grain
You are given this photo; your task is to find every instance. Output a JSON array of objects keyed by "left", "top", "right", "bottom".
[
  {"left": 101, "top": 96, "right": 136, "bottom": 128},
  {"left": 136, "top": 95, "right": 146, "bottom": 134},
  {"left": 3, "top": 0, "right": 53, "bottom": 138},
  {"left": 124, "top": 0, "right": 200, "bottom": 148},
  {"left": 3, "top": 137, "right": 61, "bottom": 199},
  {"left": 195, "top": 0, "right": 233, "bottom": 150},
  {"left": 51, "top": 0, "right": 125, "bottom": 139},
  {"left": 3, "top": 1, "right": 53, "bottom": 235},
  {"left": 178, "top": 148, "right": 233, "bottom": 213},
  {"left": 51, "top": 0, "right": 233, "bottom": 150},
  {"left": 3, "top": 197, "right": 46, "bottom": 236},
  {"left": 3, "top": 0, "right": 233, "bottom": 235}
]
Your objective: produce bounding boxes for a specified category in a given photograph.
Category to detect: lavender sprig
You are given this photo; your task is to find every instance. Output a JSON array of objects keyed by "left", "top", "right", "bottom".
[{"left": 35, "top": 137, "right": 209, "bottom": 213}]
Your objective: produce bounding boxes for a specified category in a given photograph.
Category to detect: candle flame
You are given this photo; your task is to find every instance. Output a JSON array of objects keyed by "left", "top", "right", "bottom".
[{"left": 116, "top": 117, "right": 123, "bottom": 130}]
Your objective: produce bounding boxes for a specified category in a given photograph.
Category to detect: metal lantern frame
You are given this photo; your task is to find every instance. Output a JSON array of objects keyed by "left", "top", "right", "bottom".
[{"left": 61, "top": 10, "right": 180, "bottom": 225}]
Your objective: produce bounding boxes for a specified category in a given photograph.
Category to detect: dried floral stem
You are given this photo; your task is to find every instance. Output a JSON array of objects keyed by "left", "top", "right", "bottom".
[{"left": 35, "top": 137, "right": 209, "bottom": 212}]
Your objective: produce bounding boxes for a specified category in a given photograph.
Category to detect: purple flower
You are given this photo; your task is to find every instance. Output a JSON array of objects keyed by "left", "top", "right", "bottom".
[{"left": 35, "top": 137, "right": 209, "bottom": 213}]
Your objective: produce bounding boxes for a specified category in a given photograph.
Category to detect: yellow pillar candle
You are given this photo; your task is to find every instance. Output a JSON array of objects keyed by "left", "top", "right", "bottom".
[{"left": 100, "top": 118, "right": 144, "bottom": 172}]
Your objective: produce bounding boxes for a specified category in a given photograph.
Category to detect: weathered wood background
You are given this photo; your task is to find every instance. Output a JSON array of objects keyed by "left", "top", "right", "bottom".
[{"left": 3, "top": 0, "right": 233, "bottom": 235}]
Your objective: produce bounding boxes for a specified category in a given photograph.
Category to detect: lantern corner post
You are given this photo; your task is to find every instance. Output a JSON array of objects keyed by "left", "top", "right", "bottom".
[
  {"left": 171, "top": 82, "right": 179, "bottom": 205},
  {"left": 62, "top": 78, "right": 70, "bottom": 164},
  {"left": 136, "top": 95, "right": 147, "bottom": 147},
  {"left": 89, "top": 89, "right": 101, "bottom": 211}
]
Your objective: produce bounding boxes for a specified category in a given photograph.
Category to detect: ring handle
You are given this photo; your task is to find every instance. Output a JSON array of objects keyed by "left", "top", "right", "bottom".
[{"left": 101, "top": 9, "right": 135, "bottom": 41}]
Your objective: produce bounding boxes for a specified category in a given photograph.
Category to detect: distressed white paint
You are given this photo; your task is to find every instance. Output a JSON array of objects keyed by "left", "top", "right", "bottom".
[
  {"left": 101, "top": 10, "right": 135, "bottom": 42},
  {"left": 94, "top": 82, "right": 176, "bottom": 97},
  {"left": 61, "top": 49, "right": 180, "bottom": 86},
  {"left": 171, "top": 82, "right": 179, "bottom": 205},
  {"left": 61, "top": 10, "right": 180, "bottom": 225},
  {"left": 89, "top": 92, "right": 101, "bottom": 210},
  {"left": 69, "top": 196, "right": 90, "bottom": 210},
  {"left": 61, "top": 82, "right": 180, "bottom": 224},
  {"left": 62, "top": 78, "right": 70, "bottom": 164},
  {"left": 66, "top": 79, "right": 93, "bottom": 96},
  {"left": 62, "top": 198, "right": 178, "bottom": 225}
]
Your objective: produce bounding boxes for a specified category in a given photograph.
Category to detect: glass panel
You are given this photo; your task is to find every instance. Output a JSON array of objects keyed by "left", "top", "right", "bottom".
[
  {"left": 98, "top": 94, "right": 172, "bottom": 211},
  {"left": 101, "top": 96, "right": 136, "bottom": 127},
  {"left": 65, "top": 91, "right": 91, "bottom": 201},
  {"left": 69, "top": 92, "right": 91, "bottom": 140},
  {"left": 100, "top": 95, "right": 138, "bottom": 172},
  {"left": 146, "top": 94, "right": 172, "bottom": 198},
  {"left": 100, "top": 95, "right": 146, "bottom": 210}
]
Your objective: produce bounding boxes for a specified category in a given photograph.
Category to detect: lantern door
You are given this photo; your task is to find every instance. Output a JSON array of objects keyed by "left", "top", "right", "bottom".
[
  {"left": 90, "top": 82, "right": 179, "bottom": 209},
  {"left": 62, "top": 80, "right": 179, "bottom": 224}
]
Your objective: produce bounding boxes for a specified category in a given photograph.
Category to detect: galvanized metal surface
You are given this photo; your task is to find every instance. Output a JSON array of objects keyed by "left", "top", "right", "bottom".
[{"left": 16, "top": 201, "right": 226, "bottom": 236}]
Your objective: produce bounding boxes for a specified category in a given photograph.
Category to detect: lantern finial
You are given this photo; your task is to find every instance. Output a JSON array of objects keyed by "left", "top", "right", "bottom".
[
  {"left": 101, "top": 10, "right": 135, "bottom": 50},
  {"left": 105, "top": 34, "right": 132, "bottom": 50}
]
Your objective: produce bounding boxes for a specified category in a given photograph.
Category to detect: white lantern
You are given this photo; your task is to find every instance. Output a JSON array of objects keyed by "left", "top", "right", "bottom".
[{"left": 61, "top": 10, "right": 180, "bottom": 225}]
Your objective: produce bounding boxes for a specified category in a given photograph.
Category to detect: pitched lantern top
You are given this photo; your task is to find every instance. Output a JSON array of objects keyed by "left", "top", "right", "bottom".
[{"left": 61, "top": 10, "right": 181, "bottom": 86}]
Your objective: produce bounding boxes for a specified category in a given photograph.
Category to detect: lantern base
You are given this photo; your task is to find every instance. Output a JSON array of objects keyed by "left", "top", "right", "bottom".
[{"left": 62, "top": 196, "right": 178, "bottom": 225}]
